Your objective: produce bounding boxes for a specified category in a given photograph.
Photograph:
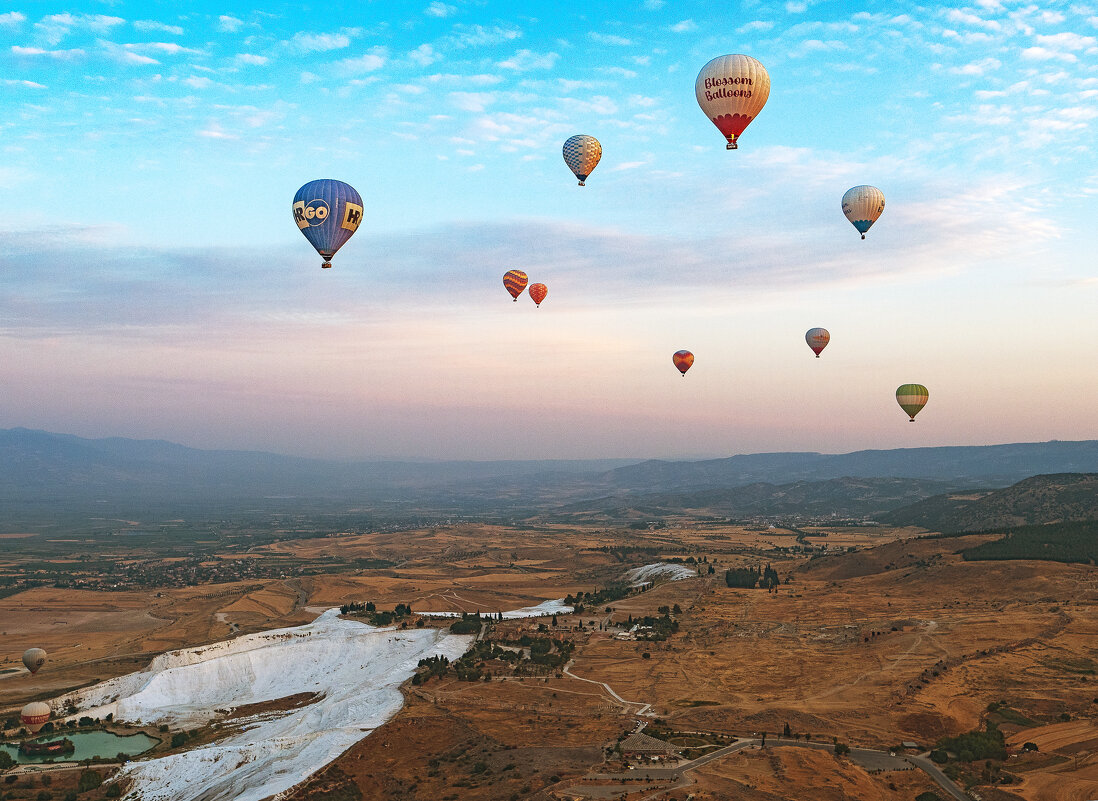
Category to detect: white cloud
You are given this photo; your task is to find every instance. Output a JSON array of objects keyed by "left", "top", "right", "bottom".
[
  {"left": 589, "top": 32, "right": 633, "bottom": 45},
  {"left": 448, "top": 24, "right": 522, "bottom": 48},
  {"left": 1021, "top": 46, "right": 1077, "bottom": 62},
  {"left": 0, "top": 12, "right": 27, "bottom": 27},
  {"left": 128, "top": 42, "right": 200, "bottom": 56},
  {"left": 34, "top": 13, "right": 125, "bottom": 45},
  {"left": 424, "top": 72, "right": 501, "bottom": 86},
  {"left": 197, "top": 123, "right": 237, "bottom": 139},
  {"left": 497, "top": 49, "right": 559, "bottom": 71},
  {"left": 950, "top": 57, "right": 1001, "bottom": 75},
  {"left": 786, "top": 1, "right": 807, "bottom": 12},
  {"left": 643, "top": 0, "right": 665, "bottom": 8},
  {"left": 290, "top": 31, "right": 355, "bottom": 52},
  {"left": 424, "top": 2, "right": 456, "bottom": 17},
  {"left": 134, "top": 20, "right": 183, "bottom": 35},
  {"left": 236, "top": 53, "right": 269, "bottom": 66},
  {"left": 4, "top": 78, "right": 46, "bottom": 88},
  {"left": 11, "top": 45, "right": 85, "bottom": 59},
  {"left": 300, "top": 71, "right": 320, "bottom": 84},
  {"left": 944, "top": 8, "right": 1001, "bottom": 30},
  {"left": 184, "top": 76, "right": 213, "bottom": 89},
  {"left": 217, "top": 16, "right": 243, "bottom": 33},
  {"left": 338, "top": 48, "right": 388, "bottom": 73},
  {"left": 669, "top": 20, "right": 697, "bottom": 33},
  {"left": 598, "top": 66, "right": 637, "bottom": 78},
  {"left": 1035, "top": 32, "right": 1097, "bottom": 49},
  {"left": 737, "top": 20, "right": 774, "bottom": 33},
  {"left": 448, "top": 91, "right": 496, "bottom": 111},
  {"left": 408, "top": 43, "right": 440, "bottom": 65}
]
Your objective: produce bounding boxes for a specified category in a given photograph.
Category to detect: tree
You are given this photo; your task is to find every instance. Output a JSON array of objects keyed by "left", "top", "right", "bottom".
[
  {"left": 783, "top": 722, "right": 791, "bottom": 737},
  {"left": 171, "top": 732, "right": 187, "bottom": 748},
  {"left": 834, "top": 742, "right": 850, "bottom": 756},
  {"left": 77, "top": 771, "right": 102, "bottom": 792},
  {"left": 0, "top": 751, "right": 14, "bottom": 772}
]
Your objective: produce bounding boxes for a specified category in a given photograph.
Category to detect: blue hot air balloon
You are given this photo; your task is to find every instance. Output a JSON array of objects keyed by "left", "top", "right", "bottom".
[{"left": 292, "top": 179, "right": 364, "bottom": 268}]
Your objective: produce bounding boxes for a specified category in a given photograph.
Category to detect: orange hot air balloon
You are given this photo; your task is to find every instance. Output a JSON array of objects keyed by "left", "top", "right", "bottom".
[
  {"left": 21, "top": 701, "right": 51, "bottom": 734},
  {"left": 528, "top": 283, "right": 548, "bottom": 307},
  {"left": 672, "top": 350, "right": 694, "bottom": 376},
  {"left": 503, "top": 270, "right": 528, "bottom": 301},
  {"left": 805, "top": 328, "right": 830, "bottom": 358}
]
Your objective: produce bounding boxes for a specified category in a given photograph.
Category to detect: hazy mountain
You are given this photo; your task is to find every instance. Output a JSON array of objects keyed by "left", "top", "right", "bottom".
[
  {"left": 552, "top": 476, "right": 962, "bottom": 522},
  {"left": 882, "top": 473, "right": 1098, "bottom": 533},
  {"left": 599, "top": 441, "right": 1098, "bottom": 493}
]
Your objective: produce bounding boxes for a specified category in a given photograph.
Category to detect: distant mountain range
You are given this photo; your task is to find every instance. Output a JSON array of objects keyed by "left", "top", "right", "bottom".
[
  {"left": 883, "top": 473, "right": 1098, "bottom": 532},
  {"left": 4, "top": 428, "right": 1098, "bottom": 520}
]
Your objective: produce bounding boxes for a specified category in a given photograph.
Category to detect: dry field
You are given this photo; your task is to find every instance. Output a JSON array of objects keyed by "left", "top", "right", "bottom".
[{"left": 2, "top": 521, "right": 1096, "bottom": 801}]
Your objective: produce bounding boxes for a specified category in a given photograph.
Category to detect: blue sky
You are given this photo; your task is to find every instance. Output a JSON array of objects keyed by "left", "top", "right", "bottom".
[{"left": 1, "top": 1, "right": 1096, "bottom": 460}]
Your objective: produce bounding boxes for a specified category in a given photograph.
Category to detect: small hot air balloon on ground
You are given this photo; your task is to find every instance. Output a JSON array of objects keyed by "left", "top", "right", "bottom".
[
  {"left": 21, "top": 701, "right": 51, "bottom": 734},
  {"left": 292, "top": 179, "right": 364, "bottom": 268},
  {"left": 842, "top": 185, "right": 885, "bottom": 239},
  {"left": 805, "top": 328, "right": 830, "bottom": 358},
  {"left": 672, "top": 350, "right": 694, "bottom": 376},
  {"left": 695, "top": 55, "right": 770, "bottom": 150},
  {"left": 22, "top": 648, "right": 46, "bottom": 675},
  {"left": 528, "top": 283, "right": 548, "bottom": 307},
  {"left": 562, "top": 135, "right": 602, "bottom": 185},
  {"left": 896, "top": 384, "right": 929, "bottom": 421},
  {"left": 503, "top": 270, "right": 528, "bottom": 301}
]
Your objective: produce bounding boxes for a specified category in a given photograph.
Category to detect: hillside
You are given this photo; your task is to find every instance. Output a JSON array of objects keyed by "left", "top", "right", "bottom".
[
  {"left": 882, "top": 473, "right": 1098, "bottom": 532},
  {"left": 554, "top": 476, "right": 961, "bottom": 522}
]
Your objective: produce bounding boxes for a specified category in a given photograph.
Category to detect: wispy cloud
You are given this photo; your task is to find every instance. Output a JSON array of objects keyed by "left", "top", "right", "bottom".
[
  {"left": 11, "top": 45, "right": 85, "bottom": 60},
  {"left": 447, "top": 24, "right": 522, "bottom": 48},
  {"left": 338, "top": 47, "right": 388, "bottom": 73},
  {"left": 424, "top": 2, "right": 456, "bottom": 18},
  {"left": 34, "top": 13, "right": 125, "bottom": 45},
  {"left": 497, "top": 49, "right": 559, "bottom": 71},
  {"left": 589, "top": 32, "right": 633, "bottom": 45},
  {"left": 669, "top": 20, "right": 697, "bottom": 33},
  {"left": 408, "top": 43, "right": 441, "bottom": 65},
  {"left": 217, "top": 16, "right": 243, "bottom": 33},
  {"left": 0, "top": 11, "right": 26, "bottom": 27},
  {"left": 4, "top": 78, "right": 46, "bottom": 88},
  {"left": 236, "top": 53, "right": 269, "bottom": 66},
  {"left": 134, "top": 20, "right": 183, "bottom": 35},
  {"left": 288, "top": 29, "right": 358, "bottom": 53}
]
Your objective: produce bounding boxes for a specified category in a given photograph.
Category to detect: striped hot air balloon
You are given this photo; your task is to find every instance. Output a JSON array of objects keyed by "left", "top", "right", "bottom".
[
  {"left": 562, "top": 135, "right": 602, "bottom": 186},
  {"left": 503, "top": 270, "right": 528, "bottom": 301},
  {"left": 528, "top": 283, "right": 548, "bottom": 307},
  {"left": 896, "top": 384, "right": 929, "bottom": 422},
  {"left": 22, "top": 648, "right": 46, "bottom": 675},
  {"left": 292, "top": 179, "right": 364, "bottom": 268},
  {"left": 695, "top": 55, "right": 770, "bottom": 150},
  {"left": 805, "top": 328, "right": 830, "bottom": 358},
  {"left": 842, "top": 185, "right": 885, "bottom": 240},
  {"left": 672, "top": 350, "right": 694, "bottom": 376},
  {"left": 21, "top": 701, "right": 51, "bottom": 734}
]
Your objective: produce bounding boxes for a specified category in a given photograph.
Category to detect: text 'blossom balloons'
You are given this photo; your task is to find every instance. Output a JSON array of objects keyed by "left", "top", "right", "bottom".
[
  {"left": 672, "top": 350, "right": 695, "bottom": 376},
  {"left": 292, "top": 179, "right": 364, "bottom": 268},
  {"left": 805, "top": 328, "right": 830, "bottom": 358},
  {"left": 842, "top": 185, "right": 885, "bottom": 239},
  {"left": 21, "top": 702, "right": 51, "bottom": 734},
  {"left": 695, "top": 55, "right": 770, "bottom": 150},
  {"left": 503, "top": 270, "right": 528, "bottom": 301},
  {"left": 528, "top": 283, "right": 548, "bottom": 307},
  {"left": 22, "top": 648, "right": 46, "bottom": 675},
  {"left": 562, "top": 135, "right": 602, "bottom": 186},
  {"left": 896, "top": 384, "right": 929, "bottom": 422}
]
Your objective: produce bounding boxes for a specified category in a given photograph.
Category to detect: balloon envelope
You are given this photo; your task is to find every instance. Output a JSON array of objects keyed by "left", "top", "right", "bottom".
[
  {"left": 503, "top": 270, "right": 528, "bottom": 301},
  {"left": 21, "top": 702, "right": 50, "bottom": 734},
  {"left": 562, "top": 135, "right": 602, "bottom": 185},
  {"left": 695, "top": 55, "right": 770, "bottom": 149},
  {"left": 896, "top": 384, "right": 929, "bottom": 421},
  {"left": 842, "top": 185, "right": 885, "bottom": 239},
  {"left": 528, "top": 283, "right": 548, "bottom": 307},
  {"left": 672, "top": 350, "right": 694, "bottom": 376},
  {"left": 292, "top": 179, "right": 364, "bottom": 267},
  {"left": 22, "top": 647, "right": 46, "bottom": 675},
  {"left": 805, "top": 328, "right": 830, "bottom": 358}
]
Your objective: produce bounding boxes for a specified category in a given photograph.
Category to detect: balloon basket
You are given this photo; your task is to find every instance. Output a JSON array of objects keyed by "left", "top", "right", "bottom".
[
  {"left": 726, "top": 142, "right": 737, "bottom": 150},
  {"left": 321, "top": 262, "right": 332, "bottom": 269}
]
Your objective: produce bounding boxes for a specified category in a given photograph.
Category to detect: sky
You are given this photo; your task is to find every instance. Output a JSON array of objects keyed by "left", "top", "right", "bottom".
[{"left": 1, "top": 1, "right": 1096, "bottom": 461}]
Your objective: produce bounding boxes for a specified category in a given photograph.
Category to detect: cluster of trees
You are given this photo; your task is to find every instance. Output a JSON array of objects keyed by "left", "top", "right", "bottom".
[
  {"left": 449, "top": 611, "right": 500, "bottom": 635},
  {"left": 339, "top": 601, "right": 414, "bottom": 626},
  {"left": 724, "top": 564, "right": 781, "bottom": 589},
  {"left": 932, "top": 722, "right": 1007, "bottom": 763},
  {"left": 565, "top": 584, "right": 637, "bottom": 612},
  {"left": 962, "top": 520, "right": 1098, "bottom": 564}
]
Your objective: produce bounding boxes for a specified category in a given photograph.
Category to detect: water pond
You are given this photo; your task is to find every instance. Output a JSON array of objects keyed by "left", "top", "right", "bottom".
[{"left": 1, "top": 730, "right": 159, "bottom": 764}]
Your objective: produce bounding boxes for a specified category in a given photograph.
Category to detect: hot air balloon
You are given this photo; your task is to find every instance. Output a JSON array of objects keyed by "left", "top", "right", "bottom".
[
  {"left": 503, "top": 270, "right": 528, "bottom": 301},
  {"left": 292, "top": 179, "right": 364, "bottom": 268},
  {"left": 21, "top": 702, "right": 50, "bottom": 734},
  {"left": 695, "top": 55, "right": 770, "bottom": 150},
  {"left": 22, "top": 648, "right": 46, "bottom": 675},
  {"left": 672, "top": 350, "right": 694, "bottom": 376},
  {"left": 896, "top": 384, "right": 929, "bottom": 422},
  {"left": 528, "top": 283, "right": 548, "bottom": 307},
  {"left": 842, "top": 185, "right": 885, "bottom": 240},
  {"left": 805, "top": 328, "right": 830, "bottom": 358},
  {"left": 562, "top": 135, "right": 602, "bottom": 186}
]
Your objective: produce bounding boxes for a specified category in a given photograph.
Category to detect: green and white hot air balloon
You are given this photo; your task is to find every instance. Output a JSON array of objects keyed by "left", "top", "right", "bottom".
[{"left": 896, "top": 384, "right": 929, "bottom": 422}]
